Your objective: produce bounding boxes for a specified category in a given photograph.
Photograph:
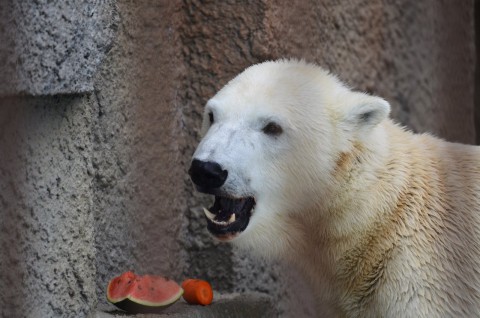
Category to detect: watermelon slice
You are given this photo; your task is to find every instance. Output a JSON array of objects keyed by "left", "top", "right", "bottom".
[{"left": 107, "top": 271, "right": 183, "bottom": 313}]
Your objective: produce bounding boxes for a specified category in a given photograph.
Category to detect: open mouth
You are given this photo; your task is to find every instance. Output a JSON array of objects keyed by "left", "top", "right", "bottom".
[{"left": 203, "top": 196, "right": 255, "bottom": 240}]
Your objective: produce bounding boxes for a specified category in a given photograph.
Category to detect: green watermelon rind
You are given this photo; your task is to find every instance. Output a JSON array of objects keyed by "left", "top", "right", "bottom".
[
  {"left": 121, "top": 288, "right": 183, "bottom": 306},
  {"left": 109, "top": 289, "right": 184, "bottom": 314}
]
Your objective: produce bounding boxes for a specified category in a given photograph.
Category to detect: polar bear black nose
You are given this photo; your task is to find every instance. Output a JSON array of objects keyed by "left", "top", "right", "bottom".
[{"left": 188, "top": 159, "right": 228, "bottom": 189}]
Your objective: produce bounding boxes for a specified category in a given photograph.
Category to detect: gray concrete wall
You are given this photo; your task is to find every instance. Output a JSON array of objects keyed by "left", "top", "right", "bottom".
[
  {"left": 260, "top": 0, "right": 475, "bottom": 143},
  {"left": 0, "top": 1, "right": 475, "bottom": 317},
  {"left": 0, "top": 96, "right": 97, "bottom": 317},
  {"left": 92, "top": 0, "right": 189, "bottom": 300},
  {"left": 0, "top": 0, "right": 118, "bottom": 95}
]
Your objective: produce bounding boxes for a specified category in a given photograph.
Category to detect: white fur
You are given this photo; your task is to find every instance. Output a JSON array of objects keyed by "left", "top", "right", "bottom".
[{"left": 192, "top": 60, "right": 480, "bottom": 317}]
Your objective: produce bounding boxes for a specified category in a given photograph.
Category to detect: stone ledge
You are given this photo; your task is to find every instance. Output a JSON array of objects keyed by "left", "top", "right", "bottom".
[{"left": 95, "top": 293, "right": 277, "bottom": 318}]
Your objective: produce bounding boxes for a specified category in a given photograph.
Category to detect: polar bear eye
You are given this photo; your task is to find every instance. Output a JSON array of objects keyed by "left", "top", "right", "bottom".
[
  {"left": 208, "top": 111, "right": 214, "bottom": 124},
  {"left": 262, "top": 122, "right": 283, "bottom": 136}
]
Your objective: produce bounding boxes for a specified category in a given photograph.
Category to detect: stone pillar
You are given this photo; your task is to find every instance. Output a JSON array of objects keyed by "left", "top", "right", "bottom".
[
  {"left": 0, "top": 1, "right": 116, "bottom": 317},
  {"left": 92, "top": 0, "right": 189, "bottom": 299},
  {"left": 0, "top": 96, "right": 98, "bottom": 318}
]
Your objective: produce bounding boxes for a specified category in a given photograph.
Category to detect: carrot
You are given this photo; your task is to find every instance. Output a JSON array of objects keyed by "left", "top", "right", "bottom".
[{"left": 181, "top": 279, "right": 213, "bottom": 305}]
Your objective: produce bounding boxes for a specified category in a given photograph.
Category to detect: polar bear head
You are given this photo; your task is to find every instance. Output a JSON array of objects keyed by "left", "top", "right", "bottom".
[{"left": 188, "top": 60, "right": 390, "bottom": 254}]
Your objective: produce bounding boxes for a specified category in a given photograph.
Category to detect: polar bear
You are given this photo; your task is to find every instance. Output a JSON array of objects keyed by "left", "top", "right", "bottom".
[{"left": 188, "top": 59, "right": 480, "bottom": 317}]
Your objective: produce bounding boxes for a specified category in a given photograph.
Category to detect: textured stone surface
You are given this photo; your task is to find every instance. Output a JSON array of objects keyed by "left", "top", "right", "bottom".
[
  {"left": 96, "top": 293, "right": 276, "bottom": 318},
  {"left": 261, "top": 0, "right": 475, "bottom": 143},
  {"left": 92, "top": 0, "right": 189, "bottom": 306},
  {"left": 0, "top": 95, "right": 96, "bottom": 317},
  {"left": 0, "top": 0, "right": 118, "bottom": 96},
  {"left": 476, "top": 0, "right": 480, "bottom": 145}
]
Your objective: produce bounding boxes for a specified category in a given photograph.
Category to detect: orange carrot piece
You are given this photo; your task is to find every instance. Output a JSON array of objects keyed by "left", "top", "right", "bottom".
[
  {"left": 181, "top": 279, "right": 199, "bottom": 289},
  {"left": 181, "top": 279, "right": 213, "bottom": 305}
]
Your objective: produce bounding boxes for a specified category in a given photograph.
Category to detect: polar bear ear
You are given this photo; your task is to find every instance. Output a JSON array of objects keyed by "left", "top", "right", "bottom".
[{"left": 342, "top": 93, "right": 390, "bottom": 132}]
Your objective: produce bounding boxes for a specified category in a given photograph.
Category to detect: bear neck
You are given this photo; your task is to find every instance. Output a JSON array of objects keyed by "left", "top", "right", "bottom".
[{"left": 287, "top": 120, "right": 420, "bottom": 309}]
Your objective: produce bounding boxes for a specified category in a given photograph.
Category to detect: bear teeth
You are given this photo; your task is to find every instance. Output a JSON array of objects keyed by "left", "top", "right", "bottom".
[
  {"left": 203, "top": 207, "right": 216, "bottom": 221},
  {"left": 203, "top": 207, "right": 236, "bottom": 225}
]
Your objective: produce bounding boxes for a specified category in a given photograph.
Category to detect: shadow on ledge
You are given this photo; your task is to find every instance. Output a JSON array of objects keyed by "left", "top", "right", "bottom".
[{"left": 96, "top": 293, "right": 277, "bottom": 318}]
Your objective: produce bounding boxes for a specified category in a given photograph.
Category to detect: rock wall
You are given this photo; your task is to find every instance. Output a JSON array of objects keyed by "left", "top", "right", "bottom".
[
  {"left": 0, "top": 96, "right": 98, "bottom": 317},
  {"left": 0, "top": 0, "right": 118, "bottom": 95},
  {"left": 0, "top": 1, "right": 475, "bottom": 317}
]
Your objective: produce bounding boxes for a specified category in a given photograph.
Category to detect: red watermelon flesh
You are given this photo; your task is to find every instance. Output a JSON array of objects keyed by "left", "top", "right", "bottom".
[{"left": 107, "top": 271, "right": 183, "bottom": 313}]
